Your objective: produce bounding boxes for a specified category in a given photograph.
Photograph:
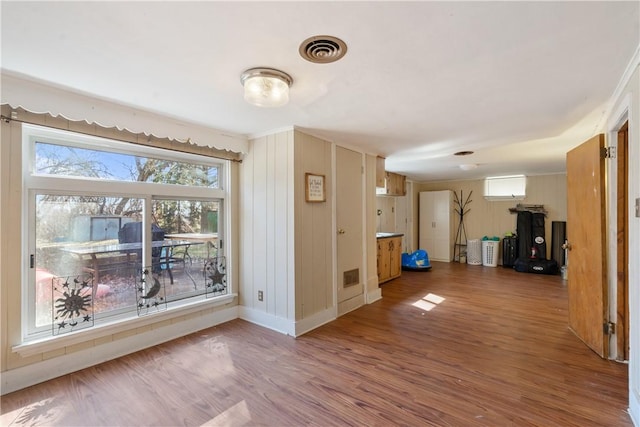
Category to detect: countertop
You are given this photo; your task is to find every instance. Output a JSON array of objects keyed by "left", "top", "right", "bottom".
[{"left": 376, "top": 232, "right": 404, "bottom": 239}]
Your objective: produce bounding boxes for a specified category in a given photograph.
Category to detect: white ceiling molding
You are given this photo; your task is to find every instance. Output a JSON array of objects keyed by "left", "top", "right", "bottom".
[{"left": 0, "top": 71, "right": 249, "bottom": 154}]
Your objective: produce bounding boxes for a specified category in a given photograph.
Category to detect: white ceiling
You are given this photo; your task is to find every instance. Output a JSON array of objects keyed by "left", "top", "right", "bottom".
[{"left": 2, "top": 1, "right": 638, "bottom": 182}]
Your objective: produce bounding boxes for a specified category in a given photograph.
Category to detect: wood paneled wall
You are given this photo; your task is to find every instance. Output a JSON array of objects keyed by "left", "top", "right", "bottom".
[
  {"left": 365, "top": 155, "right": 381, "bottom": 300},
  {"left": 293, "top": 131, "right": 333, "bottom": 320},
  {"left": 240, "top": 130, "right": 295, "bottom": 319},
  {"left": 240, "top": 130, "right": 334, "bottom": 332},
  {"left": 413, "top": 174, "right": 567, "bottom": 256}
]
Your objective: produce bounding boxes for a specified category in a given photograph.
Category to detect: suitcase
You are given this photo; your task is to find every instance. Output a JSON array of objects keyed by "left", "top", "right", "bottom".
[
  {"left": 502, "top": 236, "right": 518, "bottom": 267},
  {"left": 514, "top": 258, "right": 559, "bottom": 275}
]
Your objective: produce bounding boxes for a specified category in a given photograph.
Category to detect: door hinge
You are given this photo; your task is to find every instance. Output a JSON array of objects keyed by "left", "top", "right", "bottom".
[
  {"left": 601, "top": 146, "right": 616, "bottom": 159},
  {"left": 604, "top": 321, "right": 616, "bottom": 335}
]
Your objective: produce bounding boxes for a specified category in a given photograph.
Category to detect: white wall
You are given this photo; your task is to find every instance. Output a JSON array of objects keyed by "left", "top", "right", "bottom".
[
  {"left": 376, "top": 196, "right": 396, "bottom": 232},
  {"left": 238, "top": 130, "right": 296, "bottom": 333},
  {"left": 376, "top": 190, "right": 412, "bottom": 253}
]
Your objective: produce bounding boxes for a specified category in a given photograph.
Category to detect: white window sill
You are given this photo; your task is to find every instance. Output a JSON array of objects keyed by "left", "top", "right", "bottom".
[
  {"left": 13, "top": 293, "right": 237, "bottom": 358},
  {"left": 483, "top": 195, "right": 525, "bottom": 201}
]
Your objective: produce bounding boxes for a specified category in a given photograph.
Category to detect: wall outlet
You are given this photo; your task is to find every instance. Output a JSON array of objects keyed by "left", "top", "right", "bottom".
[{"left": 258, "top": 290, "right": 263, "bottom": 301}]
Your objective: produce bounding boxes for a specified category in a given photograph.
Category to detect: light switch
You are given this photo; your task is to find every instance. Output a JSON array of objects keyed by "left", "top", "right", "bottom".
[{"left": 636, "top": 198, "right": 640, "bottom": 218}]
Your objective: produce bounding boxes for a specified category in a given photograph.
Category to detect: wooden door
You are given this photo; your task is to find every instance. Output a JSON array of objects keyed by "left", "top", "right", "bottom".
[
  {"left": 377, "top": 239, "right": 390, "bottom": 282},
  {"left": 566, "top": 134, "right": 607, "bottom": 357},
  {"left": 336, "top": 146, "right": 364, "bottom": 315}
]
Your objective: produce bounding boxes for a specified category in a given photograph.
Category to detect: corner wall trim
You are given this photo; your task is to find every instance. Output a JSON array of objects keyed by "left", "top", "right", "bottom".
[
  {"left": 368, "top": 287, "right": 383, "bottom": 304},
  {"left": 294, "top": 307, "right": 336, "bottom": 337}
]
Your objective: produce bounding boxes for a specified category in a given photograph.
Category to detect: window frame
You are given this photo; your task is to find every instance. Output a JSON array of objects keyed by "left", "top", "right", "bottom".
[
  {"left": 484, "top": 175, "right": 527, "bottom": 201},
  {"left": 21, "top": 123, "right": 232, "bottom": 344}
]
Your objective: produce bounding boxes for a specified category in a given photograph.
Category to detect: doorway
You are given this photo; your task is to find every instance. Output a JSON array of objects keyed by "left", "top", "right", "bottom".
[{"left": 616, "top": 121, "right": 629, "bottom": 360}]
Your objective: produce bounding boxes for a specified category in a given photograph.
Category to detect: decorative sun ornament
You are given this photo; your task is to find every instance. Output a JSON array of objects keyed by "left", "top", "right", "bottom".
[{"left": 52, "top": 274, "right": 94, "bottom": 335}]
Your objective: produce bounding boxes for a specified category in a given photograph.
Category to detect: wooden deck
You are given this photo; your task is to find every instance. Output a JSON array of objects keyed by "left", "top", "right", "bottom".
[{"left": 1, "top": 262, "right": 630, "bottom": 426}]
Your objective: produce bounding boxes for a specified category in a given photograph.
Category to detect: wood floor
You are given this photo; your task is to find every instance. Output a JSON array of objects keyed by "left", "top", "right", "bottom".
[{"left": 1, "top": 262, "right": 630, "bottom": 426}]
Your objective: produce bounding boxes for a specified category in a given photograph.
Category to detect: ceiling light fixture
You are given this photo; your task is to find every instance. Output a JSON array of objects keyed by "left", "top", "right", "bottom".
[
  {"left": 240, "top": 67, "right": 293, "bottom": 107},
  {"left": 459, "top": 164, "right": 478, "bottom": 171}
]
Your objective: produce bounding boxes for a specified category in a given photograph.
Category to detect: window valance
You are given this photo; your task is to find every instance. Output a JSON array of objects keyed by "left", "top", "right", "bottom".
[{"left": 1, "top": 73, "right": 248, "bottom": 161}]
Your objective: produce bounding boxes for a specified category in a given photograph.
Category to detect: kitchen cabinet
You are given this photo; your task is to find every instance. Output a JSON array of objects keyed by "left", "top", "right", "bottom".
[
  {"left": 419, "top": 190, "right": 455, "bottom": 262},
  {"left": 384, "top": 172, "right": 406, "bottom": 196},
  {"left": 377, "top": 234, "right": 402, "bottom": 283}
]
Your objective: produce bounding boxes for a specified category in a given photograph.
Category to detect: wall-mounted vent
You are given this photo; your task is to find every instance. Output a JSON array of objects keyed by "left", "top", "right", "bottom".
[{"left": 343, "top": 269, "right": 360, "bottom": 287}]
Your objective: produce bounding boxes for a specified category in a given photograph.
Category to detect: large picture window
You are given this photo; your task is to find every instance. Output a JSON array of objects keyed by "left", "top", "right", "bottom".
[{"left": 24, "top": 124, "right": 229, "bottom": 340}]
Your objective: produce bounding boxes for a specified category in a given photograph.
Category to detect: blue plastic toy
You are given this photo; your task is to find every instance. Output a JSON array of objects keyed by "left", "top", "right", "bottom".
[{"left": 401, "top": 249, "right": 432, "bottom": 271}]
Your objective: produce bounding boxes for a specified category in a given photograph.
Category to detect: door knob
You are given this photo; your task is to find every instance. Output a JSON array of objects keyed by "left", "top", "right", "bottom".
[
  {"left": 562, "top": 241, "right": 572, "bottom": 251},
  {"left": 338, "top": 229, "right": 346, "bottom": 234}
]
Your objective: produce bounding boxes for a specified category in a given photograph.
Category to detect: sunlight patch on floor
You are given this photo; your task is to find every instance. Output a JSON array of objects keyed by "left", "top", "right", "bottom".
[
  {"left": 193, "top": 338, "right": 237, "bottom": 382},
  {"left": 200, "top": 400, "right": 252, "bottom": 427},
  {"left": 412, "top": 293, "right": 445, "bottom": 312}
]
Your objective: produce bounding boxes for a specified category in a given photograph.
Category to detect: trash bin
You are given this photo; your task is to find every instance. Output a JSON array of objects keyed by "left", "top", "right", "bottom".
[
  {"left": 482, "top": 240, "right": 500, "bottom": 267},
  {"left": 466, "top": 239, "right": 482, "bottom": 265},
  {"left": 502, "top": 236, "right": 518, "bottom": 268}
]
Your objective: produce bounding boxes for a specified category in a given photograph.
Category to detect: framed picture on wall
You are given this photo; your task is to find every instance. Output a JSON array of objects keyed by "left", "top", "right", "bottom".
[{"left": 305, "top": 173, "right": 325, "bottom": 202}]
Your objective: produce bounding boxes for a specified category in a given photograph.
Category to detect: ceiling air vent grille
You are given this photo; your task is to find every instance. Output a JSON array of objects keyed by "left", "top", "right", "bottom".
[{"left": 299, "top": 35, "right": 347, "bottom": 64}]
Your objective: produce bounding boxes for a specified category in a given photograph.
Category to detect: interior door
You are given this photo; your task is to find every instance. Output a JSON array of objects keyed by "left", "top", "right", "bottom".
[
  {"left": 566, "top": 134, "right": 607, "bottom": 357},
  {"left": 336, "top": 146, "right": 364, "bottom": 315}
]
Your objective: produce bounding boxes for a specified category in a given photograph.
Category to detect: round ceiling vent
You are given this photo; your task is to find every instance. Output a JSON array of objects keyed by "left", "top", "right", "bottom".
[{"left": 299, "top": 35, "right": 347, "bottom": 64}]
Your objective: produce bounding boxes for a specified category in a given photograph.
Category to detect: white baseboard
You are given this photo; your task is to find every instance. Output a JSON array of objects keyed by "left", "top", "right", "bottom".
[
  {"left": 238, "top": 306, "right": 338, "bottom": 338},
  {"left": 366, "top": 274, "right": 382, "bottom": 304},
  {"left": 238, "top": 306, "right": 296, "bottom": 336},
  {"left": 1, "top": 305, "right": 238, "bottom": 395},
  {"left": 367, "top": 287, "right": 382, "bottom": 303},
  {"left": 629, "top": 388, "right": 639, "bottom": 426},
  {"left": 338, "top": 294, "right": 365, "bottom": 316},
  {"left": 294, "top": 307, "right": 336, "bottom": 337}
]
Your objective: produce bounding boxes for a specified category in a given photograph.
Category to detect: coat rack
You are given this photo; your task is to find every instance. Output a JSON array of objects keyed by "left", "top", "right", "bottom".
[{"left": 453, "top": 190, "right": 472, "bottom": 262}]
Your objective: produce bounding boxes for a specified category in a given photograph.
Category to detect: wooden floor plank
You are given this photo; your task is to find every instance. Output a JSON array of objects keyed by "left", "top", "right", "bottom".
[{"left": 1, "top": 262, "right": 631, "bottom": 426}]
